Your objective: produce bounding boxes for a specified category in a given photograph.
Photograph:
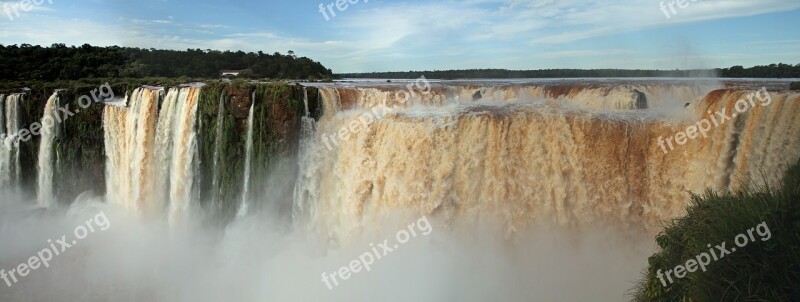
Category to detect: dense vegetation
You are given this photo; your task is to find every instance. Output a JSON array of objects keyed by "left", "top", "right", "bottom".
[
  {"left": 633, "top": 162, "right": 800, "bottom": 301},
  {"left": 791, "top": 82, "right": 800, "bottom": 90},
  {"left": 0, "top": 44, "right": 334, "bottom": 81},
  {"left": 196, "top": 82, "right": 314, "bottom": 224},
  {"left": 339, "top": 64, "right": 800, "bottom": 79}
]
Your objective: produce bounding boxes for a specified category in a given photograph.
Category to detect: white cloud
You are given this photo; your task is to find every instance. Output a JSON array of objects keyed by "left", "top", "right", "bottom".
[
  {"left": 0, "top": 0, "right": 798, "bottom": 71},
  {"left": 537, "top": 49, "right": 637, "bottom": 59}
]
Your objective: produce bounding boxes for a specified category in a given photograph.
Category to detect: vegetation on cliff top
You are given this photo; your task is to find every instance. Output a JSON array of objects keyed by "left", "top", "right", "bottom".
[
  {"left": 0, "top": 43, "right": 333, "bottom": 81},
  {"left": 632, "top": 162, "right": 800, "bottom": 301}
]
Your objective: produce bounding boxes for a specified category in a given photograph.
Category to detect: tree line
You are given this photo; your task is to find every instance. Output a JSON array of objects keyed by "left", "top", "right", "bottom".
[
  {"left": 0, "top": 43, "right": 334, "bottom": 81},
  {"left": 338, "top": 64, "right": 800, "bottom": 79}
]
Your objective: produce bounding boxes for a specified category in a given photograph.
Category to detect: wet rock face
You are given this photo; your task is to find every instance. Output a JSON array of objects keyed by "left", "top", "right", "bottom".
[
  {"left": 633, "top": 89, "right": 648, "bottom": 109},
  {"left": 472, "top": 90, "right": 482, "bottom": 101},
  {"left": 226, "top": 86, "right": 253, "bottom": 119}
]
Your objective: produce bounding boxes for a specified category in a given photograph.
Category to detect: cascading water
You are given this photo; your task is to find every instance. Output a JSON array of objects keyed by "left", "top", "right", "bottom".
[
  {"left": 293, "top": 87, "right": 319, "bottom": 226},
  {"left": 238, "top": 93, "right": 255, "bottom": 217},
  {"left": 167, "top": 86, "right": 201, "bottom": 225},
  {"left": 103, "top": 85, "right": 202, "bottom": 222},
  {"left": 210, "top": 91, "right": 226, "bottom": 209},
  {"left": 0, "top": 94, "right": 22, "bottom": 191},
  {"left": 303, "top": 86, "right": 310, "bottom": 116},
  {"left": 104, "top": 88, "right": 162, "bottom": 214},
  {"left": 0, "top": 94, "right": 7, "bottom": 189},
  {"left": 36, "top": 92, "right": 59, "bottom": 207},
  {"left": 294, "top": 83, "right": 800, "bottom": 242}
]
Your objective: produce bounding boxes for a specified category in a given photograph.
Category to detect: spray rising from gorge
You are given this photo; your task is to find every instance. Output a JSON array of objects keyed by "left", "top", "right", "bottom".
[{"left": 0, "top": 79, "right": 798, "bottom": 301}]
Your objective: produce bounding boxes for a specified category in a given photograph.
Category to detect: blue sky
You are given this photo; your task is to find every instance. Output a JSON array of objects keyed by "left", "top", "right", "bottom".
[{"left": 1, "top": 0, "right": 799, "bottom": 73}]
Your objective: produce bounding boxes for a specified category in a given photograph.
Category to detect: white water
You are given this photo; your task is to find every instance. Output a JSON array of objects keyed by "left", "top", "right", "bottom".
[
  {"left": 238, "top": 94, "right": 255, "bottom": 217},
  {"left": 37, "top": 92, "right": 59, "bottom": 207},
  {"left": 3, "top": 82, "right": 799, "bottom": 302},
  {"left": 303, "top": 86, "right": 310, "bottom": 116},
  {"left": 210, "top": 91, "right": 226, "bottom": 209},
  {"left": 167, "top": 87, "right": 200, "bottom": 225},
  {"left": 0, "top": 94, "right": 21, "bottom": 191},
  {"left": 294, "top": 84, "right": 800, "bottom": 242},
  {"left": 293, "top": 88, "right": 319, "bottom": 226},
  {"left": 103, "top": 86, "right": 201, "bottom": 223},
  {"left": 0, "top": 94, "right": 7, "bottom": 189}
]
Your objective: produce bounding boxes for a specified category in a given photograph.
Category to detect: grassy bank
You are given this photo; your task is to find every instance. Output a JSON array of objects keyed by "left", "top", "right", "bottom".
[{"left": 633, "top": 162, "right": 800, "bottom": 301}]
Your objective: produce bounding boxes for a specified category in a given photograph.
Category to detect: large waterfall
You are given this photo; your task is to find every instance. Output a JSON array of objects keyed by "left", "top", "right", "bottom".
[
  {"left": 1, "top": 80, "right": 798, "bottom": 302},
  {"left": 294, "top": 82, "right": 800, "bottom": 241},
  {"left": 103, "top": 85, "right": 201, "bottom": 222},
  {"left": 36, "top": 92, "right": 59, "bottom": 207},
  {"left": 5, "top": 81, "right": 795, "bottom": 233}
]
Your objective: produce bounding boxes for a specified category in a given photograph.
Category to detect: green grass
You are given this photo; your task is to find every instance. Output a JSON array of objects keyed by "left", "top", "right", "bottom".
[
  {"left": 632, "top": 162, "right": 800, "bottom": 301},
  {"left": 791, "top": 82, "right": 800, "bottom": 91}
]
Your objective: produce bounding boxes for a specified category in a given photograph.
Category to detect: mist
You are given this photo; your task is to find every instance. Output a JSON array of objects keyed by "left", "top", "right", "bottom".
[{"left": 0, "top": 191, "right": 654, "bottom": 302}]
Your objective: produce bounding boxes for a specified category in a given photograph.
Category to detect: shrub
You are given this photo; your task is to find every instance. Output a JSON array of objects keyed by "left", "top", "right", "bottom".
[{"left": 633, "top": 162, "right": 800, "bottom": 301}]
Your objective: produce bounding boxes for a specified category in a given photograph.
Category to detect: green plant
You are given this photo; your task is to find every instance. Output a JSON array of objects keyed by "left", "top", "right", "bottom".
[{"left": 633, "top": 162, "right": 800, "bottom": 302}]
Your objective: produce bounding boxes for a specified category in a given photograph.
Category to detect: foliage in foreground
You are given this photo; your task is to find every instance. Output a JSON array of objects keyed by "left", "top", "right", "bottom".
[{"left": 633, "top": 162, "right": 800, "bottom": 301}]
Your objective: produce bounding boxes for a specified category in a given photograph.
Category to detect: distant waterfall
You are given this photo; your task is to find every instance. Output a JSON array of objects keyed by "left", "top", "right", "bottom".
[
  {"left": 0, "top": 94, "right": 22, "bottom": 191},
  {"left": 238, "top": 93, "right": 255, "bottom": 217},
  {"left": 37, "top": 92, "right": 59, "bottom": 207},
  {"left": 103, "top": 86, "right": 202, "bottom": 222},
  {"left": 303, "top": 86, "right": 310, "bottom": 116}
]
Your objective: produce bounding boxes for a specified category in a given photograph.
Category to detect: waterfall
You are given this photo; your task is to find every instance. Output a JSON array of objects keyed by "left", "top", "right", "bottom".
[
  {"left": 292, "top": 87, "right": 320, "bottom": 227},
  {"left": 153, "top": 88, "right": 178, "bottom": 212},
  {"left": 294, "top": 85, "right": 800, "bottom": 241},
  {"left": 303, "top": 86, "right": 310, "bottom": 116},
  {"left": 104, "top": 88, "right": 161, "bottom": 214},
  {"left": 167, "top": 87, "right": 201, "bottom": 225},
  {"left": 0, "top": 94, "right": 22, "bottom": 191},
  {"left": 210, "top": 91, "right": 226, "bottom": 209},
  {"left": 103, "top": 85, "right": 202, "bottom": 222},
  {"left": 238, "top": 92, "right": 255, "bottom": 217},
  {"left": 0, "top": 94, "right": 7, "bottom": 189},
  {"left": 37, "top": 92, "right": 59, "bottom": 207}
]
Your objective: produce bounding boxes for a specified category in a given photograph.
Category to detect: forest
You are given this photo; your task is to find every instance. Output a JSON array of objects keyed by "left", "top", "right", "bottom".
[
  {"left": 2, "top": 44, "right": 798, "bottom": 82},
  {"left": 0, "top": 43, "right": 334, "bottom": 81}
]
